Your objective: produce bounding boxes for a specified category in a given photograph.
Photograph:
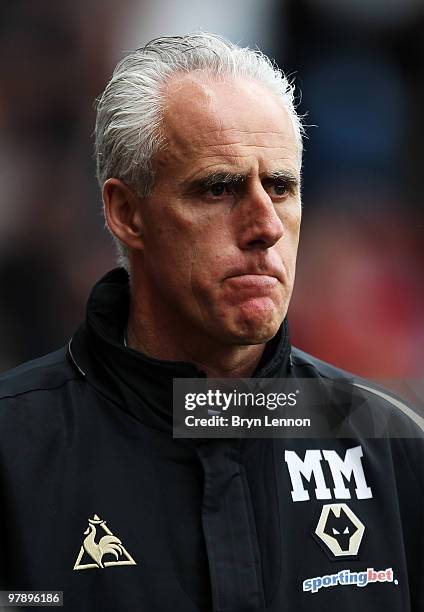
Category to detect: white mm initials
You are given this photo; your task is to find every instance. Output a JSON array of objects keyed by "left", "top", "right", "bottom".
[{"left": 284, "top": 446, "right": 373, "bottom": 502}]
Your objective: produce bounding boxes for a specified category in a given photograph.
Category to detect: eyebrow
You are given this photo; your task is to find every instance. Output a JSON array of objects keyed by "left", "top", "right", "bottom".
[
  {"left": 265, "top": 169, "right": 299, "bottom": 183},
  {"left": 183, "top": 172, "right": 245, "bottom": 193},
  {"left": 183, "top": 169, "right": 299, "bottom": 193}
]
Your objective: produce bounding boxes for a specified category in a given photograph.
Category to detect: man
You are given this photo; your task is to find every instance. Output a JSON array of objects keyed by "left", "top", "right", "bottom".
[{"left": 0, "top": 33, "right": 423, "bottom": 612}]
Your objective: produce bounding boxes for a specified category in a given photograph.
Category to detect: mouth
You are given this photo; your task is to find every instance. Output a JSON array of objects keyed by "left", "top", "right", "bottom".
[
  {"left": 226, "top": 274, "right": 278, "bottom": 286},
  {"left": 223, "top": 274, "right": 280, "bottom": 302},
  {"left": 224, "top": 259, "right": 285, "bottom": 282},
  {"left": 219, "top": 273, "right": 285, "bottom": 318}
]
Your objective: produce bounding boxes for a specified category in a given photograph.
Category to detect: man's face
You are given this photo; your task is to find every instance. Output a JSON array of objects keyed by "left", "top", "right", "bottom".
[{"left": 136, "top": 73, "right": 302, "bottom": 348}]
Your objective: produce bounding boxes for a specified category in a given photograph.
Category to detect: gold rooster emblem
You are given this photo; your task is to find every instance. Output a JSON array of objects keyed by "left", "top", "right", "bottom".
[
  {"left": 73, "top": 514, "right": 137, "bottom": 571},
  {"left": 83, "top": 515, "right": 123, "bottom": 568}
]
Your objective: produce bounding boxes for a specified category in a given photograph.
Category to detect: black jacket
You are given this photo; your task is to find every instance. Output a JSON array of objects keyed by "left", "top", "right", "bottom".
[{"left": 0, "top": 268, "right": 423, "bottom": 611}]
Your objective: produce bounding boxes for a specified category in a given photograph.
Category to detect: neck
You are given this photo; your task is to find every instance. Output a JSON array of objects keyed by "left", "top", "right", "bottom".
[{"left": 127, "top": 301, "right": 266, "bottom": 379}]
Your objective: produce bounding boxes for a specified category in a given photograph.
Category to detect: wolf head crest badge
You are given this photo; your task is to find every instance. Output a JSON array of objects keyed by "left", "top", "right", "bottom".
[{"left": 314, "top": 503, "right": 365, "bottom": 558}]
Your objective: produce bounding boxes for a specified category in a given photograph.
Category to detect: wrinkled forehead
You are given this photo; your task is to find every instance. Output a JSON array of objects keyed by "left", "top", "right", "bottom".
[{"left": 159, "top": 72, "right": 300, "bottom": 171}]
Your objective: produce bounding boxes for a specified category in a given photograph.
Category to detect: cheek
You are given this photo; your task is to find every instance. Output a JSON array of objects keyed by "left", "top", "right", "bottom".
[
  {"left": 146, "top": 207, "right": 195, "bottom": 260},
  {"left": 281, "top": 200, "right": 301, "bottom": 229},
  {"left": 188, "top": 251, "right": 226, "bottom": 302},
  {"left": 189, "top": 216, "right": 233, "bottom": 266},
  {"left": 282, "top": 208, "right": 301, "bottom": 254},
  {"left": 142, "top": 229, "right": 194, "bottom": 297}
]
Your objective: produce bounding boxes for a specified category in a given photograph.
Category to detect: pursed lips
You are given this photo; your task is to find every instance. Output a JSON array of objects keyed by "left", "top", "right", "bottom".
[
  {"left": 224, "top": 266, "right": 284, "bottom": 283},
  {"left": 223, "top": 274, "right": 280, "bottom": 298},
  {"left": 226, "top": 274, "right": 278, "bottom": 284}
]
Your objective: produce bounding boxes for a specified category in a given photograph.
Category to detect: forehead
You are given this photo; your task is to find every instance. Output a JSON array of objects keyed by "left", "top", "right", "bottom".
[{"left": 157, "top": 72, "right": 300, "bottom": 179}]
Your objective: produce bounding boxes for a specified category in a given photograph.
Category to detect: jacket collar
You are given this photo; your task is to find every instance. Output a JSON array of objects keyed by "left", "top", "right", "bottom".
[{"left": 69, "top": 268, "right": 292, "bottom": 432}]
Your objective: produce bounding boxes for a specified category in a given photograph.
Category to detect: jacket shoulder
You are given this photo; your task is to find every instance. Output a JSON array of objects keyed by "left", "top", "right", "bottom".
[
  {"left": 290, "top": 346, "right": 424, "bottom": 435},
  {"left": 291, "top": 346, "right": 356, "bottom": 379},
  {"left": 0, "top": 345, "right": 78, "bottom": 401}
]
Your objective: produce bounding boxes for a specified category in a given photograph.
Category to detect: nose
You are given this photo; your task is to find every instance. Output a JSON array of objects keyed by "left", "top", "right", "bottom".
[{"left": 235, "top": 183, "right": 284, "bottom": 250}]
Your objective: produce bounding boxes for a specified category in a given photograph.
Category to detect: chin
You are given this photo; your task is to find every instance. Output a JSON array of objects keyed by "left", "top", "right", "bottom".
[
  {"left": 233, "top": 301, "right": 285, "bottom": 342},
  {"left": 211, "top": 298, "right": 286, "bottom": 346},
  {"left": 237, "top": 327, "right": 279, "bottom": 346},
  {"left": 227, "top": 315, "right": 283, "bottom": 346}
]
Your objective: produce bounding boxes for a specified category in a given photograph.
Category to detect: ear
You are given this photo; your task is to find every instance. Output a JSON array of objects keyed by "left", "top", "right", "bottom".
[{"left": 103, "top": 178, "right": 144, "bottom": 251}]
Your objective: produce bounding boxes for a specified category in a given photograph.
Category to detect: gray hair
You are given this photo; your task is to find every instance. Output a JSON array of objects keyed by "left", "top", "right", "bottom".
[{"left": 95, "top": 32, "right": 304, "bottom": 270}]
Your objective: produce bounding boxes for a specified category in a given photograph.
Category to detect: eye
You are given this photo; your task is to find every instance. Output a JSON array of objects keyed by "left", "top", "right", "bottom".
[
  {"left": 332, "top": 528, "right": 340, "bottom": 535},
  {"left": 208, "top": 183, "right": 227, "bottom": 197},
  {"left": 263, "top": 178, "right": 295, "bottom": 200},
  {"left": 205, "top": 182, "right": 233, "bottom": 199},
  {"left": 269, "top": 181, "right": 289, "bottom": 197}
]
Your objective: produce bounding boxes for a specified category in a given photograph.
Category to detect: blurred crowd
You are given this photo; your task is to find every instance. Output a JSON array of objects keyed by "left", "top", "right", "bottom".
[{"left": 0, "top": 0, "right": 423, "bottom": 379}]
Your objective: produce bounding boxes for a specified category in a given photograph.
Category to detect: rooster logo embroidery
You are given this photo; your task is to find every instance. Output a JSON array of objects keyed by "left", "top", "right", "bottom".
[{"left": 73, "top": 514, "right": 137, "bottom": 570}]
